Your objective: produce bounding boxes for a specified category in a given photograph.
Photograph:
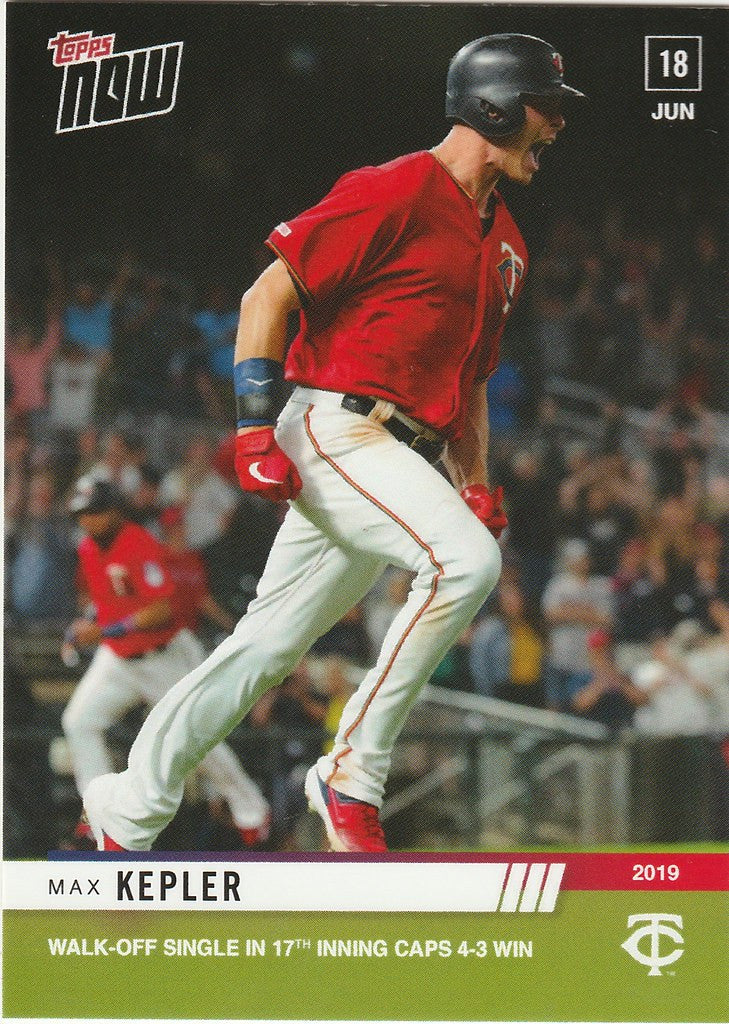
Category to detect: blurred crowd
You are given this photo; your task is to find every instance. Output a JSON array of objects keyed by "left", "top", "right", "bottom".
[{"left": 5, "top": 203, "right": 729, "bottom": 774}]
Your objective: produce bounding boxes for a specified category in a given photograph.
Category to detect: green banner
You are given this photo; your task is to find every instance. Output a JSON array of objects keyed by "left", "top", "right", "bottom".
[{"left": 4, "top": 892, "right": 727, "bottom": 1021}]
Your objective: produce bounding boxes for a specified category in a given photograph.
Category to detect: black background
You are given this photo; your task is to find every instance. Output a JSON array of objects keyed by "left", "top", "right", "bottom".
[{"left": 7, "top": 2, "right": 729, "bottom": 289}]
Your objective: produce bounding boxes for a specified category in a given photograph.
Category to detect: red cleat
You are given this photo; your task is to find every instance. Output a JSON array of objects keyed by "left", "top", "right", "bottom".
[
  {"left": 73, "top": 818, "right": 93, "bottom": 842},
  {"left": 82, "top": 778, "right": 132, "bottom": 852},
  {"left": 305, "top": 767, "right": 387, "bottom": 852},
  {"left": 237, "top": 812, "right": 271, "bottom": 849},
  {"left": 100, "top": 830, "right": 129, "bottom": 852},
  {"left": 76, "top": 812, "right": 130, "bottom": 851}
]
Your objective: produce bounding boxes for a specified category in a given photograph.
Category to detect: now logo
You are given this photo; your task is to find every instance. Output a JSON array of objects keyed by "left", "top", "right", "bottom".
[{"left": 49, "top": 31, "right": 183, "bottom": 133}]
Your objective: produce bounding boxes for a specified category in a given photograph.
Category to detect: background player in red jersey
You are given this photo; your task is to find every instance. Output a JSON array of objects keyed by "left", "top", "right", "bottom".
[
  {"left": 84, "top": 34, "right": 584, "bottom": 853},
  {"left": 63, "top": 478, "right": 270, "bottom": 849}
]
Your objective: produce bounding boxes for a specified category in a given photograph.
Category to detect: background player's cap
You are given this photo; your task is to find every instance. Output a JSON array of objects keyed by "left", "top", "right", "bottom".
[
  {"left": 446, "top": 33, "right": 586, "bottom": 140},
  {"left": 68, "top": 477, "right": 125, "bottom": 516}
]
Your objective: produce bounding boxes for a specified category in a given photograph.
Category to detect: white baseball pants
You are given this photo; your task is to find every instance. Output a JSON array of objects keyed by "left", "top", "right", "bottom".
[
  {"left": 63, "top": 628, "right": 268, "bottom": 830},
  {"left": 86, "top": 388, "right": 501, "bottom": 849}
]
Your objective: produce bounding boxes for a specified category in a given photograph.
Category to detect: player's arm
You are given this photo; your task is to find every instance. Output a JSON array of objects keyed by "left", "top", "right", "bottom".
[
  {"left": 235, "top": 258, "right": 300, "bottom": 434},
  {"left": 198, "top": 592, "right": 236, "bottom": 634},
  {"left": 69, "top": 598, "right": 173, "bottom": 647},
  {"left": 443, "top": 380, "right": 507, "bottom": 539},
  {"left": 233, "top": 258, "right": 303, "bottom": 502}
]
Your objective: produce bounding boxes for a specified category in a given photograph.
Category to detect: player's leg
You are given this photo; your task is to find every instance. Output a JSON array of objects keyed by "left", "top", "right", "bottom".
[
  {"left": 84, "top": 505, "right": 385, "bottom": 850},
  {"left": 198, "top": 743, "right": 271, "bottom": 839},
  {"left": 136, "top": 628, "right": 271, "bottom": 841},
  {"left": 290, "top": 397, "right": 502, "bottom": 807},
  {"left": 61, "top": 645, "right": 140, "bottom": 797}
]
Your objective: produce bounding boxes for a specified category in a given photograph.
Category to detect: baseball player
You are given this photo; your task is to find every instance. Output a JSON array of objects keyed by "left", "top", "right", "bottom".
[
  {"left": 84, "top": 34, "right": 584, "bottom": 852},
  {"left": 63, "top": 478, "right": 270, "bottom": 849}
]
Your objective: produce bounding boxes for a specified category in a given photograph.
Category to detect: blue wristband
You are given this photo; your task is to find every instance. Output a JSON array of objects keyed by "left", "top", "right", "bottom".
[
  {"left": 101, "top": 615, "right": 136, "bottom": 639},
  {"left": 234, "top": 358, "right": 283, "bottom": 428}
]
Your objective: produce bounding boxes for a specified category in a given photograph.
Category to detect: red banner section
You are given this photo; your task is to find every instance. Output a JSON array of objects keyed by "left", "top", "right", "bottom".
[
  {"left": 418, "top": 852, "right": 728, "bottom": 891},
  {"left": 559, "top": 852, "right": 728, "bottom": 891},
  {"left": 406, "top": 852, "right": 728, "bottom": 890}
]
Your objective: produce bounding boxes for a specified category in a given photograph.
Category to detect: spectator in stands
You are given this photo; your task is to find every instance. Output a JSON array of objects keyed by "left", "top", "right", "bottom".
[
  {"left": 685, "top": 225, "right": 724, "bottom": 338},
  {"left": 160, "top": 434, "right": 239, "bottom": 554},
  {"left": 631, "top": 621, "right": 726, "bottom": 736},
  {"left": 5, "top": 254, "right": 64, "bottom": 440},
  {"left": 3, "top": 654, "right": 55, "bottom": 857},
  {"left": 112, "top": 274, "right": 184, "bottom": 414},
  {"left": 635, "top": 292, "right": 686, "bottom": 409},
  {"left": 502, "top": 449, "right": 560, "bottom": 600},
  {"left": 689, "top": 526, "right": 729, "bottom": 638},
  {"left": 646, "top": 495, "right": 716, "bottom": 631},
  {"left": 676, "top": 330, "right": 722, "bottom": 409},
  {"left": 193, "top": 283, "right": 239, "bottom": 422},
  {"left": 486, "top": 356, "right": 526, "bottom": 439},
  {"left": 572, "top": 479, "right": 640, "bottom": 578},
  {"left": 8, "top": 471, "right": 76, "bottom": 622},
  {"left": 127, "top": 464, "right": 164, "bottom": 538},
  {"left": 249, "top": 663, "right": 329, "bottom": 847},
  {"left": 542, "top": 539, "right": 614, "bottom": 711},
  {"left": 612, "top": 537, "right": 670, "bottom": 671},
  {"left": 311, "top": 604, "right": 373, "bottom": 668},
  {"left": 645, "top": 398, "right": 715, "bottom": 500},
  {"left": 430, "top": 624, "right": 475, "bottom": 692},
  {"left": 364, "top": 568, "right": 413, "bottom": 655},
  {"left": 86, "top": 429, "right": 144, "bottom": 499},
  {"left": 48, "top": 341, "right": 100, "bottom": 434},
  {"left": 63, "top": 254, "right": 132, "bottom": 364},
  {"left": 4, "top": 425, "right": 31, "bottom": 540},
  {"left": 571, "top": 629, "right": 646, "bottom": 729},
  {"left": 469, "top": 580, "right": 545, "bottom": 707}
]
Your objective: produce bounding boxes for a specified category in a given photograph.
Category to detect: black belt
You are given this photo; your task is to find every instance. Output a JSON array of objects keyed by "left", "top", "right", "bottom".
[
  {"left": 126, "top": 640, "right": 172, "bottom": 660},
  {"left": 341, "top": 395, "right": 445, "bottom": 465}
]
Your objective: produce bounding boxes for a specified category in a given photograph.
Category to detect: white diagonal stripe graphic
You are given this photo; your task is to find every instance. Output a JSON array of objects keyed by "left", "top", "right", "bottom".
[
  {"left": 499, "top": 863, "right": 527, "bottom": 912},
  {"left": 538, "top": 863, "right": 566, "bottom": 912},
  {"left": 519, "top": 863, "right": 547, "bottom": 912}
]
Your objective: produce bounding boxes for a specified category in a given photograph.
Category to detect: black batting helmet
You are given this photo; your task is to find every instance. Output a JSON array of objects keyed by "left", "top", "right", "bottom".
[
  {"left": 69, "top": 477, "right": 125, "bottom": 516},
  {"left": 446, "top": 34, "right": 586, "bottom": 140}
]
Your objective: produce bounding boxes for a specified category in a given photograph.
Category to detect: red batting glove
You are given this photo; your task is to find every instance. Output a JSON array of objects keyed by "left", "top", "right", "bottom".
[
  {"left": 235, "top": 428, "right": 302, "bottom": 502},
  {"left": 461, "top": 484, "right": 508, "bottom": 539}
]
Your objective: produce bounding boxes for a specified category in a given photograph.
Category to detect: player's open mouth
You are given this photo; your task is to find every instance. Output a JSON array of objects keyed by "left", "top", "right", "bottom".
[{"left": 528, "top": 139, "right": 551, "bottom": 170}]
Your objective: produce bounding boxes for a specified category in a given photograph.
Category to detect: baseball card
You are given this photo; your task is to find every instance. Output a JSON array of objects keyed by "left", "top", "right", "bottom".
[{"left": 3, "top": 1, "right": 728, "bottom": 1022}]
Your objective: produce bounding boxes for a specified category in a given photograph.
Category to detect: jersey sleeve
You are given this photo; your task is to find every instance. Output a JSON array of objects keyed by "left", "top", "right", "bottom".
[
  {"left": 265, "top": 168, "right": 409, "bottom": 306},
  {"left": 127, "top": 530, "right": 176, "bottom": 601}
]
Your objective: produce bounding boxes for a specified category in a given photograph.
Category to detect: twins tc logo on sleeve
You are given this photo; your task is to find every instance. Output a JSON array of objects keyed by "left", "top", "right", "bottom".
[
  {"left": 497, "top": 240, "right": 525, "bottom": 314},
  {"left": 47, "top": 29, "right": 183, "bottom": 133},
  {"left": 142, "top": 561, "right": 166, "bottom": 588}
]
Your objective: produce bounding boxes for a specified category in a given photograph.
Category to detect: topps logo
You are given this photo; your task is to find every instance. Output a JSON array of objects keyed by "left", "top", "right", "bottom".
[{"left": 48, "top": 30, "right": 183, "bottom": 133}]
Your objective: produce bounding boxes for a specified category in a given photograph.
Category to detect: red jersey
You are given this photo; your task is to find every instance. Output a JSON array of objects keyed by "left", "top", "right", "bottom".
[
  {"left": 165, "top": 548, "right": 209, "bottom": 632},
  {"left": 78, "top": 521, "right": 178, "bottom": 657},
  {"left": 266, "top": 150, "right": 527, "bottom": 441}
]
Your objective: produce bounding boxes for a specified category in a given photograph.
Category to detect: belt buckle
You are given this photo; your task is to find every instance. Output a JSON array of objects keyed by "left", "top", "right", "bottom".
[{"left": 409, "top": 433, "right": 427, "bottom": 456}]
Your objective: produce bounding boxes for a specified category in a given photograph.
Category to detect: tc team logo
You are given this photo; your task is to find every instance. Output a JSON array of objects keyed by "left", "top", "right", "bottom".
[
  {"left": 48, "top": 30, "right": 183, "bottom": 133},
  {"left": 621, "top": 914, "right": 684, "bottom": 976},
  {"left": 497, "top": 241, "right": 525, "bottom": 314}
]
